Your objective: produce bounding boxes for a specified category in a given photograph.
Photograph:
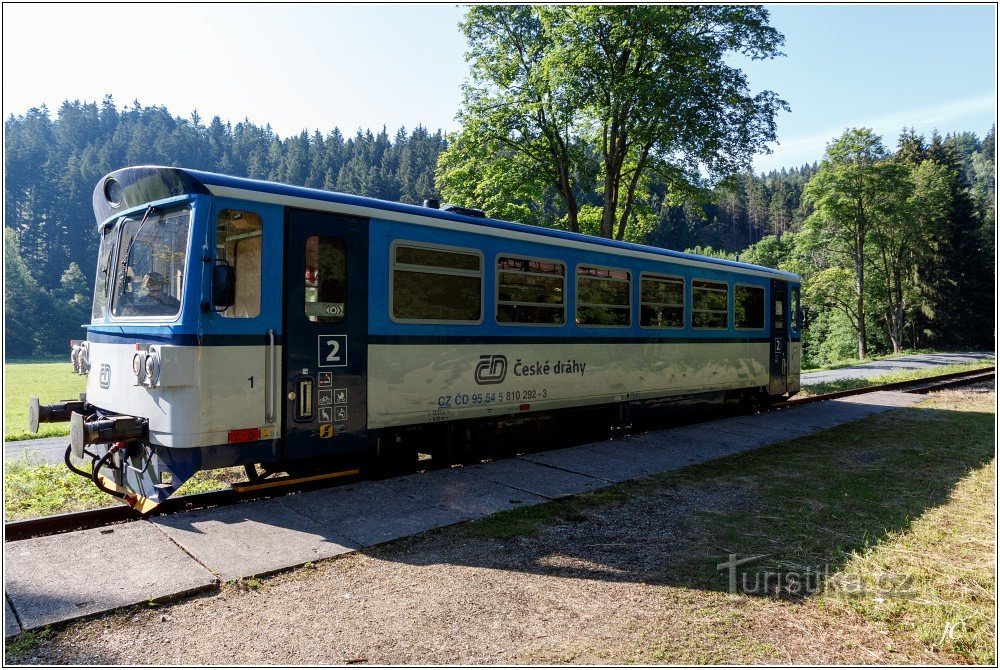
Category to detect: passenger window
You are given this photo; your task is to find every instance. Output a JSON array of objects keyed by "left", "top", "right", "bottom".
[
  {"left": 576, "top": 265, "right": 631, "bottom": 327},
  {"left": 734, "top": 285, "right": 765, "bottom": 329},
  {"left": 792, "top": 287, "right": 801, "bottom": 329},
  {"left": 217, "top": 210, "right": 263, "bottom": 318},
  {"left": 640, "top": 275, "right": 684, "bottom": 328},
  {"left": 496, "top": 256, "right": 565, "bottom": 325},
  {"left": 392, "top": 243, "right": 482, "bottom": 322},
  {"left": 305, "top": 236, "right": 346, "bottom": 323},
  {"left": 692, "top": 279, "right": 729, "bottom": 329}
]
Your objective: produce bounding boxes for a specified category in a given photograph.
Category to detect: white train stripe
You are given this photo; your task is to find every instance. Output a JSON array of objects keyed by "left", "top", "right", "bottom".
[{"left": 367, "top": 341, "right": 771, "bottom": 430}]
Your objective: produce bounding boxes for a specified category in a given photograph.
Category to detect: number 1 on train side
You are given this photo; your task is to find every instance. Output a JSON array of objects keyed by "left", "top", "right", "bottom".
[{"left": 318, "top": 335, "right": 348, "bottom": 368}]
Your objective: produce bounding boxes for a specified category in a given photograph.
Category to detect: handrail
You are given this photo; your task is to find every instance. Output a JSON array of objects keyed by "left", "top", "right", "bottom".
[{"left": 266, "top": 329, "right": 277, "bottom": 423}]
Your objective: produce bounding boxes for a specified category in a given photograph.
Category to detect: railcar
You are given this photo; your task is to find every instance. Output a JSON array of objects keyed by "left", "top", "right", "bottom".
[{"left": 29, "top": 166, "right": 802, "bottom": 512}]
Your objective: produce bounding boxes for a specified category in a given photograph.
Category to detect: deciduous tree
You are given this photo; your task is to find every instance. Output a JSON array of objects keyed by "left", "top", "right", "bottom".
[{"left": 439, "top": 5, "right": 787, "bottom": 240}]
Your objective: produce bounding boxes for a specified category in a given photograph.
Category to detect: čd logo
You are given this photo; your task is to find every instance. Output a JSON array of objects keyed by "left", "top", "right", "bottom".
[
  {"left": 475, "top": 354, "right": 507, "bottom": 385},
  {"left": 99, "top": 363, "right": 112, "bottom": 389}
]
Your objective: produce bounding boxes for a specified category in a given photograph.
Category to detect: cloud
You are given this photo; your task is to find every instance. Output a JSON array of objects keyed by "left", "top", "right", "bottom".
[{"left": 754, "top": 94, "right": 997, "bottom": 172}]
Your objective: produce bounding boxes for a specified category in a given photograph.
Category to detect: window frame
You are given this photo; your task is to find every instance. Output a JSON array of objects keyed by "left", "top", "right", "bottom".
[
  {"left": 388, "top": 239, "right": 484, "bottom": 325},
  {"left": 791, "top": 285, "right": 802, "bottom": 331},
  {"left": 494, "top": 253, "right": 567, "bottom": 328},
  {"left": 108, "top": 205, "right": 192, "bottom": 323},
  {"left": 304, "top": 234, "right": 347, "bottom": 324},
  {"left": 733, "top": 282, "right": 766, "bottom": 331},
  {"left": 690, "top": 277, "right": 730, "bottom": 331},
  {"left": 217, "top": 209, "right": 265, "bottom": 320},
  {"left": 574, "top": 263, "right": 632, "bottom": 329},
  {"left": 639, "top": 272, "right": 685, "bottom": 330}
]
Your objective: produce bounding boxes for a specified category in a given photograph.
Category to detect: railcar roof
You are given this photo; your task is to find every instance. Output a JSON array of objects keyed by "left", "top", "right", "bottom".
[{"left": 94, "top": 166, "right": 799, "bottom": 281}]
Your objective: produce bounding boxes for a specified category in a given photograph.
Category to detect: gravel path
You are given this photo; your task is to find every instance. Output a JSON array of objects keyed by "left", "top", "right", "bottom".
[{"left": 801, "top": 351, "right": 993, "bottom": 385}]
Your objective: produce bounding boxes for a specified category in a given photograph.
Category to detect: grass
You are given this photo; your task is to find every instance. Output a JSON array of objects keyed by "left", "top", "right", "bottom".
[
  {"left": 4, "top": 361, "right": 86, "bottom": 441},
  {"left": 459, "top": 388, "right": 996, "bottom": 663},
  {"left": 799, "top": 361, "right": 994, "bottom": 396},
  {"left": 4, "top": 627, "right": 52, "bottom": 655},
  {"left": 3, "top": 458, "right": 245, "bottom": 520}
]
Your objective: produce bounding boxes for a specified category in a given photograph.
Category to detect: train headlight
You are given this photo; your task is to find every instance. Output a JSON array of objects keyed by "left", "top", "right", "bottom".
[
  {"left": 132, "top": 351, "right": 148, "bottom": 384},
  {"left": 103, "top": 178, "right": 123, "bottom": 207},
  {"left": 145, "top": 348, "right": 161, "bottom": 386}
]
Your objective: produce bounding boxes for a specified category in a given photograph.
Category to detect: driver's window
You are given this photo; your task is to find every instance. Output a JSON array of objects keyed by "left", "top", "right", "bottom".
[
  {"left": 216, "top": 210, "right": 263, "bottom": 318},
  {"left": 111, "top": 208, "right": 189, "bottom": 318}
]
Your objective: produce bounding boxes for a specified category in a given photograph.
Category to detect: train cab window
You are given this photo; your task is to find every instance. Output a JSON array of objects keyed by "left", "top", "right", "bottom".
[
  {"left": 640, "top": 274, "right": 684, "bottom": 328},
  {"left": 91, "top": 224, "right": 118, "bottom": 321},
  {"left": 496, "top": 256, "right": 565, "bottom": 325},
  {"left": 305, "top": 236, "right": 347, "bottom": 323},
  {"left": 216, "top": 210, "right": 263, "bottom": 318},
  {"left": 391, "top": 243, "right": 482, "bottom": 322},
  {"left": 734, "top": 284, "right": 765, "bottom": 330},
  {"left": 692, "top": 279, "right": 729, "bottom": 329},
  {"left": 576, "top": 265, "right": 631, "bottom": 327},
  {"left": 111, "top": 208, "right": 190, "bottom": 318}
]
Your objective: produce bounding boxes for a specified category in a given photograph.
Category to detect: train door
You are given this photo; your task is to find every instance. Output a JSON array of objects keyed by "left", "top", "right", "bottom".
[
  {"left": 282, "top": 208, "right": 369, "bottom": 463},
  {"left": 769, "top": 279, "right": 789, "bottom": 396}
]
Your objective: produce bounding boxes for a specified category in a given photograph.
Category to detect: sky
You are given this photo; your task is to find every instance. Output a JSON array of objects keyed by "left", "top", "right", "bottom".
[{"left": 2, "top": 3, "right": 996, "bottom": 173}]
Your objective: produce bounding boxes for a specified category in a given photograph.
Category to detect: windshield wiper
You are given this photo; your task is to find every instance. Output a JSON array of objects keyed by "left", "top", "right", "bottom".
[{"left": 119, "top": 205, "right": 158, "bottom": 290}]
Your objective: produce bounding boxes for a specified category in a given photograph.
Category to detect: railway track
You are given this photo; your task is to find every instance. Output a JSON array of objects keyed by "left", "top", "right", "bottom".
[{"left": 5, "top": 366, "right": 993, "bottom": 543}]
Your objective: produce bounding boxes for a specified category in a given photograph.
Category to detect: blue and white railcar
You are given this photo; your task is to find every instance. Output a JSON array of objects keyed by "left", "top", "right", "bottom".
[{"left": 29, "top": 166, "right": 801, "bottom": 511}]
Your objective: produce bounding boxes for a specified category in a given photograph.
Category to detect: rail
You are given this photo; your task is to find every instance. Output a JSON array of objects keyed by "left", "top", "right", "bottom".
[{"left": 5, "top": 365, "right": 993, "bottom": 543}]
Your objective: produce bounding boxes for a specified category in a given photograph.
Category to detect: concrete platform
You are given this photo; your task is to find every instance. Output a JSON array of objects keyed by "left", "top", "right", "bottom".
[
  {"left": 520, "top": 443, "right": 646, "bottom": 482},
  {"left": 153, "top": 496, "right": 358, "bottom": 582},
  {"left": 376, "top": 466, "right": 548, "bottom": 520},
  {"left": 465, "top": 458, "right": 606, "bottom": 499},
  {"left": 4, "top": 522, "right": 216, "bottom": 630},
  {"left": 4, "top": 388, "right": 927, "bottom": 633},
  {"left": 287, "top": 481, "right": 469, "bottom": 547},
  {"left": 5, "top": 597, "right": 20, "bottom": 639}
]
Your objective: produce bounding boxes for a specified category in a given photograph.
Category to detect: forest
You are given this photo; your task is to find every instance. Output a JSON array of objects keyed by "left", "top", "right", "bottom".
[{"left": 4, "top": 94, "right": 994, "bottom": 366}]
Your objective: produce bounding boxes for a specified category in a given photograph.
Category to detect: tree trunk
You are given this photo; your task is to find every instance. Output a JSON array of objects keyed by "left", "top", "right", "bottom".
[{"left": 855, "top": 256, "right": 867, "bottom": 359}]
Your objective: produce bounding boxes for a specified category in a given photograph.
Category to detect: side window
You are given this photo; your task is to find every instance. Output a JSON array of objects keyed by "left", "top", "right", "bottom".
[
  {"left": 640, "top": 274, "right": 684, "bottom": 328},
  {"left": 391, "top": 243, "right": 482, "bottom": 322},
  {"left": 792, "top": 286, "right": 801, "bottom": 330},
  {"left": 217, "top": 210, "right": 263, "bottom": 318},
  {"left": 496, "top": 256, "right": 565, "bottom": 325},
  {"left": 305, "top": 236, "right": 346, "bottom": 323},
  {"left": 692, "top": 279, "right": 729, "bottom": 329},
  {"left": 734, "top": 284, "right": 765, "bottom": 330},
  {"left": 576, "top": 265, "right": 631, "bottom": 327},
  {"left": 92, "top": 225, "right": 118, "bottom": 321}
]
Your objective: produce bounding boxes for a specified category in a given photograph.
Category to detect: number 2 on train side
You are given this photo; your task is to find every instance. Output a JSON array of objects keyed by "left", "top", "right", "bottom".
[{"left": 318, "top": 335, "right": 348, "bottom": 368}]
